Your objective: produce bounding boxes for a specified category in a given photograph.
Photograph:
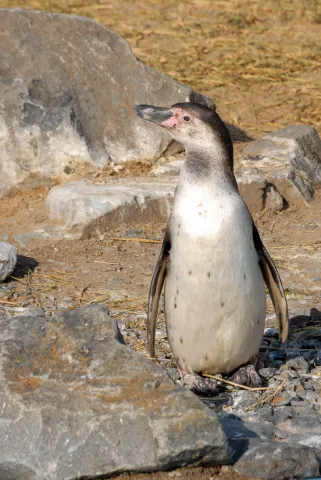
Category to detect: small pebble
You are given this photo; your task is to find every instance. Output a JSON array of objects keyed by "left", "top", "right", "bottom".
[
  {"left": 259, "top": 367, "right": 276, "bottom": 379},
  {"left": 280, "top": 370, "right": 299, "bottom": 380}
]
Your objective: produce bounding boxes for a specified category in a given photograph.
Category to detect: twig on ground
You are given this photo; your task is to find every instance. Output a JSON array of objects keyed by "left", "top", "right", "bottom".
[
  {"left": 94, "top": 261, "right": 118, "bottom": 264},
  {"left": 245, "top": 379, "right": 286, "bottom": 411},
  {"left": 10, "top": 276, "right": 27, "bottom": 285},
  {"left": 203, "top": 373, "right": 272, "bottom": 392},
  {"left": 0, "top": 300, "right": 19, "bottom": 306},
  {"left": 38, "top": 274, "right": 73, "bottom": 286},
  {"left": 111, "top": 237, "right": 161, "bottom": 244}
]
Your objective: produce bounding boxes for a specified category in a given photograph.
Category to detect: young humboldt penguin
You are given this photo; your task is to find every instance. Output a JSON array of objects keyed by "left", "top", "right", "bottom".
[{"left": 134, "top": 102, "right": 288, "bottom": 395}]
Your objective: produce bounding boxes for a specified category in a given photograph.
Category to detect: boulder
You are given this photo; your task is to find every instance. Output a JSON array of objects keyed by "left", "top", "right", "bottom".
[
  {"left": 0, "top": 304, "right": 229, "bottom": 479},
  {"left": 242, "top": 124, "right": 321, "bottom": 201},
  {"left": 0, "top": 8, "right": 213, "bottom": 197},
  {"left": 0, "top": 241, "right": 17, "bottom": 282},
  {"left": 45, "top": 178, "right": 176, "bottom": 236}
]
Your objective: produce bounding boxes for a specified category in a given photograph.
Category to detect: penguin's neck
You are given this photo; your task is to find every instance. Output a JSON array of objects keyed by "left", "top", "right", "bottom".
[{"left": 183, "top": 143, "right": 237, "bottom": 190}]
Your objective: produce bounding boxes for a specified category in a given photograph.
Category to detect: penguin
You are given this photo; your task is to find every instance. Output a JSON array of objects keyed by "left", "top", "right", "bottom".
[{"left": 134, "top": 102, "right": 288, "bottom": 394}]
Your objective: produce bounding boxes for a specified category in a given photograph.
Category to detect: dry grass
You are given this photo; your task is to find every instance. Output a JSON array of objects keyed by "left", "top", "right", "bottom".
[{"left": 1, "top": 0, "right": 321, "bottom": 137}]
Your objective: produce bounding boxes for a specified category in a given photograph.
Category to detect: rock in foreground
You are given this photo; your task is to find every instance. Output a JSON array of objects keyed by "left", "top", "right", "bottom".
[
  {"left": 0, "top": 241, "right": 17, "bottom": 282},
  {"left": 0, "top": 304, "right": 228, "bottom": 480},
  {"left": 0, "top": 8, "right": 213, "bottom": 197}
]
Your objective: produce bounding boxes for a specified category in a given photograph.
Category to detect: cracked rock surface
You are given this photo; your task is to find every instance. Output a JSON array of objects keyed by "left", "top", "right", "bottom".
[{"left": 0, "top": 304, "right": 228, "bottom": 480}]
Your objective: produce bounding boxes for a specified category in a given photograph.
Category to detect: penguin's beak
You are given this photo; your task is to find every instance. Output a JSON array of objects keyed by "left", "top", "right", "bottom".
[{"left": 134, "top": 104, "right": 174, "bottom": 125}]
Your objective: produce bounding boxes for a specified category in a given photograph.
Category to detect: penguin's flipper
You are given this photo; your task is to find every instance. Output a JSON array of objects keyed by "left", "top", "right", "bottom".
[
  {"left": 253, "top": 224, "right": 289, "bottom": 343},
  {"left": 147, "top": 228, "right": 171, "bottom": 356}
]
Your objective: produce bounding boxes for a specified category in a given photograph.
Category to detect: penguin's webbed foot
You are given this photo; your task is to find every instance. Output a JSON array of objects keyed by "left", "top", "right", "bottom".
[
  {"left": 182, "top": 373, "right": 220, "bottom": 396},
  {"left": 228, "top": 364, "right": 262, "bottom": 388}
]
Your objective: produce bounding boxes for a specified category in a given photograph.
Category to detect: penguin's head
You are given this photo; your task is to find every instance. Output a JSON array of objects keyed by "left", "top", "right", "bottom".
[{"left": 134, "top": 102, "right": 231, "bottom": 151}]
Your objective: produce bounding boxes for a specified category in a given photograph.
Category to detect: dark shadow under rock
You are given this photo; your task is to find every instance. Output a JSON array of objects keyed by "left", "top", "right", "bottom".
[
  {"left": 225, "top": 123, "right": 253, "bottom": 143},
  {"left": 10, "top": 255, "right": 39, "bottom": 279}
]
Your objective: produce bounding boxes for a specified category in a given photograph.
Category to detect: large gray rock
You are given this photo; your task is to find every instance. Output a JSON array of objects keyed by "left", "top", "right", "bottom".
[
  {"left": 0, "top": 304, "right": 229, "bottom": 479},
  {"left": 0, "top": 9, "right": 213, "bottom": 197},
  {"left": 0, "top": 241, "right": 17, "bottom": 282},
  {"left": 45, "top": 178, "right": 176, "bottom": 235},
  {"left": 242, "top": 124, "right": 321, "bottom": 201}
]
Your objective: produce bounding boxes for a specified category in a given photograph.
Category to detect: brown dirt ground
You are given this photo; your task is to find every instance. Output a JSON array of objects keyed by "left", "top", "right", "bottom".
[{"left": 1, "top": 1, "right": 321, "bottom": 479}]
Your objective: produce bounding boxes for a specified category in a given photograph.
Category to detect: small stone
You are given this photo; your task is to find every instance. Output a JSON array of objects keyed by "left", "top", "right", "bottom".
[
  {"left": 123, "top": 229, "right": 144, "bottom": 238},
  {"left": 112, "top": 164, "right": 124, "bottom": 173},
  {"left": 281, "top": 414, "right": 321, "bottom": 435},
  {"left": 315, "top": 403, "right": 321, "bottom": 415},
  {"left": 259, "top": 367, "right": 276, "bottom": 379},
  {"left": 239, "top": 415, "right": 274, "bottom": 441},
  {"left": 290, "top": 399, "right": 313, "bottom": 408},
  {"left": 234, "top": 440, "right": 320, "bottom": 480},
  {"left": 280, "top": 356, "right": 309, "bottom": 374},
  {"left": 231, "top": 390, "right": 260, "bottom": 409},
  {"left": 300, "top": 377, "right": 315, "bottom": 390},
  {"left": 272, "top": 406, "right": 295, "bottom": 425},
  {"left": 264, "top": 327, "right": 279, "bottom": 337},
  {"left": 0, "top": 242, "right": 17, "bottom": 282},
  {"left": 274, "top": 429, "right": 289, "bottom": 440},
  {"left": 271, "top": 391, "right": 298, "bottom": 407},
  {"left": 298, "top": 390, "right": 321, "bottom": 403},
  {"left": 257, "top": 405, "right": 274, "bottom": 422},
  {"left": 62, "top": 296, "right": 73, "bottom": 302},
  {"left": 311, "top": 379, "right": 321, "bottom": 394},
  {"left": 310, "top": 308, "right": 321, "bottom": 322},
  {"left": 287, "top": 378, "right": 305, "bottom": 394},
  {"left": 314, "top": 356, "right": 321, "bottom": 366},
  {"left": 264, "top": 184, "right": 284, "bottom": 212},
  {"left": 280, "top": 369, "right": 299, "bottom": 380}
]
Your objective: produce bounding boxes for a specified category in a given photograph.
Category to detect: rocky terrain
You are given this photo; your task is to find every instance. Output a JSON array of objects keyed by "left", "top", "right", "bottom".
[{"left": 1, "top": 5, "right": 321, "bottom": 480}]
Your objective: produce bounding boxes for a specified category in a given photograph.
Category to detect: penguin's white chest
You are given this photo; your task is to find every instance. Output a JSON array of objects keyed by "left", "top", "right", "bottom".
[{"left": 165, "top": 185, "right": 266, "bottom": 374}]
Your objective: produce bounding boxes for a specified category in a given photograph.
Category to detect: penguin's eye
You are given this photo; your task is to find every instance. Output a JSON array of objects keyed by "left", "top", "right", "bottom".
[{"left": 183, "top": 116, "right": 190, "bottom": 122}]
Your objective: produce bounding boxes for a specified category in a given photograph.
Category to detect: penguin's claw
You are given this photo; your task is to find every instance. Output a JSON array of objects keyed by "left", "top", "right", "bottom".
[
  {"left": 183, "top": 373, "right": 220, "bottom": 396},
  {"left": 228, "top": 364, "right": 262, "bottom": 388}
]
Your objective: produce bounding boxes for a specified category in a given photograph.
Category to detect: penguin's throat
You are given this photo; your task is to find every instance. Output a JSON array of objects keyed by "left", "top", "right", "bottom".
[{"left": 184, "top": 147, "right": 236, "bottom": 187}]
